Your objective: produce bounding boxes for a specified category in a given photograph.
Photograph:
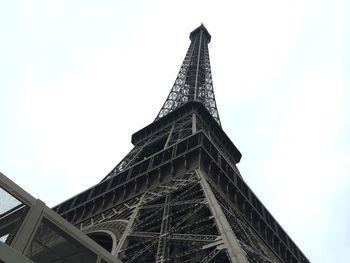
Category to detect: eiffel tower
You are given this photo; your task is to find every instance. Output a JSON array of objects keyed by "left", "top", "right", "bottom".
[{"left": 53, "top": 24, "right": 309, "bottom": 263}]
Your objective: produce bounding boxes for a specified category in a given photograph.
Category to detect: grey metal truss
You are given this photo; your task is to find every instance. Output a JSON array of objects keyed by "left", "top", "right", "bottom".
[
  {"left": 156, "top": 24, "right": 221, "bottom": 125},
  {"left": 114, "top": 171, "right": 225, "bottom": 262},
  {"left": 104, "top": 112, "right": 194, "bottom": 179},
  {"left": 53, "top": 25, "right": 310, "bottom": 263},
  {"left": 55, "top": 126, "right": 309, "bottom": 263},
  {"left": 197, "top": 169, "right": 248, "bottom": 263}
]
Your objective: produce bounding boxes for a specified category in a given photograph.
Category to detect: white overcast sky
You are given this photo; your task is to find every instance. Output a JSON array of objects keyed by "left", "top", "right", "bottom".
[{"left": 0, "top": 1, "right": 349, "bottom": 262}]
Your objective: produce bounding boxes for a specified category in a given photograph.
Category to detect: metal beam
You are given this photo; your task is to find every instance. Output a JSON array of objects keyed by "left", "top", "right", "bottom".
[{"left": 197, "top": 169, "right": 248, "bottom": 263}]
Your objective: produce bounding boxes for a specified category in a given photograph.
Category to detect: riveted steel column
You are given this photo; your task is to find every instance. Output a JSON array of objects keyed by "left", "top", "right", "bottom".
[
  {"left": 196, "top": 170, "right": 248, "bottom": 263},
  {"left": 114, "top": 194, "right": 145, "bottom": 256}
]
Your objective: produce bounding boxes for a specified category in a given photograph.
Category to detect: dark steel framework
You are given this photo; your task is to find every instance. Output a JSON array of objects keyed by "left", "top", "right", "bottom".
[{"left": 53, "top": 25, "right": 309, "bottom": 263}]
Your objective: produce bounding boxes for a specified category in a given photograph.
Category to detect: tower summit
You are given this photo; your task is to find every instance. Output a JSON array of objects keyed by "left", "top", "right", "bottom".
[
  {"left": 54, "top": 25, "right": 310, "bottom": 263},
  {"left": 157, "top": 24, "right": 220, "bottom": 125}
]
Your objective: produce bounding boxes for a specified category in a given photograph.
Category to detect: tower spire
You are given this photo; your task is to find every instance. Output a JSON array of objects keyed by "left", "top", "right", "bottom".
[{"left": 156, "top": 24, "right": 221, "bottom": 125}]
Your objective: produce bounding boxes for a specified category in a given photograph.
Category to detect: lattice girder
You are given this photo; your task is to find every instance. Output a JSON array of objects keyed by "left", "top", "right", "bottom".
[
  {"left": 156, "top": 24, "right": 221, "bottom": 125},
  {"left": 54, "top": 25, "right": 310, "bottom": 263},
  {"left": 115, "top": 171, "right": 229, "bottom": 263}
]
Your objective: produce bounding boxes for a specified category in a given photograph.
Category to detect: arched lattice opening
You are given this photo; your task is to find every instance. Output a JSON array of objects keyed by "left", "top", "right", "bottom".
[{"left": 87, "top": 232, "right": 113, "bottom": 252}]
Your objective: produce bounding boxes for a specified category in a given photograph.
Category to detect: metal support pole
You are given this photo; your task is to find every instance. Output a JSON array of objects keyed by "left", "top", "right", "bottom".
[
  {"left": 196, "top": 170, "right": 248, "bottom": 263},
  {"left": 192, "top": 113, "right": 197, "bottom": 134},
  {"left": 114, "top": 194, "right": 145, "bottom": 256},
  {"left": 156, "top": 194, "right": 171, "bottom": 263}
]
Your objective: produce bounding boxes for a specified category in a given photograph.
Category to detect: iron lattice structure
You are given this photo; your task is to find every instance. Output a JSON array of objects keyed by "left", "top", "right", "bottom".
[
  {"left": 54, "top": 25, "right": 310, "bottom": 263},
  {"left": 156, "top": 25, "right": 220, "bottom": 125}
]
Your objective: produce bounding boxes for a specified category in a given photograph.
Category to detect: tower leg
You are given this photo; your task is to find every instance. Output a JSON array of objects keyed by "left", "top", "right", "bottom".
[
  {"left": 114, "top": 194, "right": 145, "bottom": 256},
  {"left": 196, "top": 170, "right": 248, "bottom": 263}
]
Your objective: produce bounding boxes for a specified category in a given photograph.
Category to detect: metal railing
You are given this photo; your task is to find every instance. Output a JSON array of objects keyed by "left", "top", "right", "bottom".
[{"left": 0, "top": 172, "right": 121, "bottom": 263}]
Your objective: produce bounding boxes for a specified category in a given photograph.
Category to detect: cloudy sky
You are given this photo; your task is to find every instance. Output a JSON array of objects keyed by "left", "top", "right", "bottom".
[{"left": 0, "top": 1, "right": 349, "bottom": 262}]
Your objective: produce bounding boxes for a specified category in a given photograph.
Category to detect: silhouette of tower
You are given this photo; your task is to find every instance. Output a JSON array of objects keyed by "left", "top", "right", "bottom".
[{"left": 54, "top": 25, "right": 309, "bottom": 263}]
